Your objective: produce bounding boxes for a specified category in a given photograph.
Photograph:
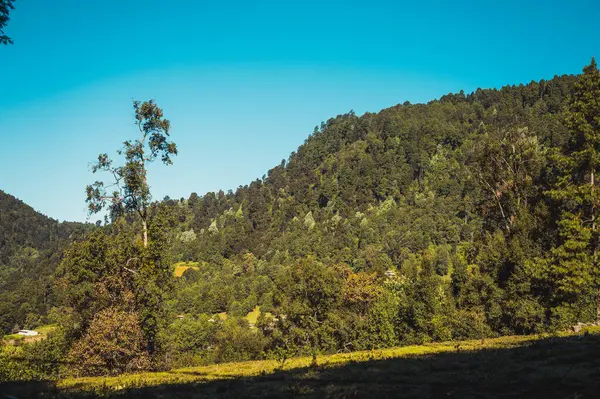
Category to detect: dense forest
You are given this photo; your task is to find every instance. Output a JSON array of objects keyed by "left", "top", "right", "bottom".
[
  {"left": 0, "top": 190, "right": 90, "bottom": 334},
  {"left": 2, "top": 59, "right": 600, "bottom": 381}
]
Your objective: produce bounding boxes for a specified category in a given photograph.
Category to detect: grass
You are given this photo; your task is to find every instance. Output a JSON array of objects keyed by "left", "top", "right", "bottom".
[
  {"left": 245, "top": 306, "right": 261, "bottom": 325},
  {"left": 217, "top": 312, "right": 227, "bottom": 321},
  {"left": 2, "top": 333, "right": 25, "bottom": 342},
  {"left": 6, "top": 329, "right": 597, "bottom": 398},
  {"left": 173, "top": 261, "right": 199, "bottom": 277},
  {"left": 57, "top": 335, "right": 541, "bottom": 390},
  {"left": 53, "top": 334, "right": 551, "bottom": 391},
  {"left": 35, "top": 324, "right": 58, "bottom": 336},
  {"left": 216, "top": 306, "right": 272, "bottom": 326},
  {"left": 2, "top": 324, "right": 57, "bottom": 345}
]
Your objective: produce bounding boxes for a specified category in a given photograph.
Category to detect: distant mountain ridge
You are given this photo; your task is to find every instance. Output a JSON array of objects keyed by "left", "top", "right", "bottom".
[
  {"left": 0, "top": 189, "right": 62, "bottom": 264},
  {"left": 0, "top": 189, "right": 91, "bottom": 332}
]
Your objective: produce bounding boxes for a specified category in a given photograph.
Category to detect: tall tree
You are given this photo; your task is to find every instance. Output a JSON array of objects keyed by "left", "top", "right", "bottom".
[
  {"left": 86, "top": 100, "right": 177, "bottom": 247},
  {"left": 467, "top": 127, "right": 544, "bottom": 233},
  {"left": 548, "top": 58, "right": 600, "bottom": 322},
  {"left": 0, "top": 0, "right": 15, "bottom": 45}
]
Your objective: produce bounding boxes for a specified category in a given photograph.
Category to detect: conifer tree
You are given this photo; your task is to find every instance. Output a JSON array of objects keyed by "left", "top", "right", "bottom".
[{"left": 549, "top": 58, "right": 600, "bottom": 322}]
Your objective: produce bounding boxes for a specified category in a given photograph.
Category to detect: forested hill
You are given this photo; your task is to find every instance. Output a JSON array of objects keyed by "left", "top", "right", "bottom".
[
  {"left": 170, "top": 74, "right": 576, "bottom": 262},
  {"left": 144, "top": 70, "right": 599, "bottom": 356},
  {"left": 0, "top": 189, "right": 62, "bottom": 263},
  {"left": 0, "top": 189, "right": 90, "bottom": 332}
]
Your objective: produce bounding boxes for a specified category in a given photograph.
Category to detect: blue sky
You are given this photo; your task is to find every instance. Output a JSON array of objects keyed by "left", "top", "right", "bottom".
[{"left": 1, "top": 0, "right": 599, "bottom": 222}]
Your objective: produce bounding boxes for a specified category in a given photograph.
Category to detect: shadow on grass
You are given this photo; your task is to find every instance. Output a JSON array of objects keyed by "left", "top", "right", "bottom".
[{"left": 2, "top": 334, "right": 600, "bottom": 398}]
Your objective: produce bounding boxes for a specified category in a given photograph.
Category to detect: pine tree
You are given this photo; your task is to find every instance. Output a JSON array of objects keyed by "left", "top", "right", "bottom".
[{"left": 549, "top": 58, "right": 600, "bottom": 322}]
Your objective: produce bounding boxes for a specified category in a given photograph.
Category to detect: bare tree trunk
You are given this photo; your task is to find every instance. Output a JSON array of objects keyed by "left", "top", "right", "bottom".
[
  {"left": 142, "top": 218, "right": 148, "bottom": 248},
  {"left": 492, "top": 189, "right": 511, "bottom": 233}
]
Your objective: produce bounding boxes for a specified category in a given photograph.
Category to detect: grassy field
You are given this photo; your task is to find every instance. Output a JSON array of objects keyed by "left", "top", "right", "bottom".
[
  {"left": 173, "top": 261, "right": 200, "bottom": 277},
  {"left": 213, "top": 306, "right": 271, "bottom": 326},
  {"left": 2, "top": 324, "right": 57, "bottom": 345},
  {"left": 245, "top": 306, "right": 261, "bottom": 325},
  {"left": 3, "top": 329, "right": 600, "bottom": 398}
]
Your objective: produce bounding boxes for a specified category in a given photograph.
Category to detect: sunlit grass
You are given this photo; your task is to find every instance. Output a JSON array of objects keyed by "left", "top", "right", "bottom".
[
  {"left": 173, "top": 261, "right": 200, "bottom": 277},
  {"left": 2, "top": 333, "right": 25, "bottom": 342},
  {"left": 245, "top": 306, "right": 261, "bottom": 325},
  {"left": 217, "top": 312, "right": 227, "bottom": 321},
  {"left": 35, "top": 324, "right": 58, "bottom": 336},
  {"left": 56, "top": 332, "right": 569, "bottom": 392},
  {"left": 2, "top": 324, "right": 57, "bottom": 345}
]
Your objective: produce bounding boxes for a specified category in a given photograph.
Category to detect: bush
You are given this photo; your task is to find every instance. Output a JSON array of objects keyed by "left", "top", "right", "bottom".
[
  {"left": 67, "top": 308, "right": 151, "bottom": 377},
  {"left": 213, "top": 318, "right": 267, "bottom": 363},
  {"left": 159, "top": 314, "right": 219, "bottom": 368},
  {"left": 0, "top": 328, "right": 69, "bottom": 382}
]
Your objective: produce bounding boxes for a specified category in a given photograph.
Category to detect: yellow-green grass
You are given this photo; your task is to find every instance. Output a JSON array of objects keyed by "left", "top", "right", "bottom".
[
  {"left": 216, "top": 306, "right": 272, "bottom": 326},
  {"left": 56, "top": 332, "right": 591, "bottom": 391},
  {"left": 59, "top": 335, "right": 526, "bottom": 388},
  {"left": 35, "top": 324, "right": 58, "bottom": 336},
  {"left": 6, "top": 329, "right": 600, "bottom": 397},
  {"left": 3, "top": 324, "right": 57, "bottom": 344},
  {"left": 173, "top": 261, "right": 199, "bottom": 277},
  {"left": 2, "top": 333, "right": 25, "bottom": 342},
  {"left": 245, "top": 306, "right": 261, "bottom": 325}
]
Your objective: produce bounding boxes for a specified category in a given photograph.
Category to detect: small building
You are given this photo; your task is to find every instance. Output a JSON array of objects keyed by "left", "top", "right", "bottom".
[{"left": 17, "top": 330, "right": 38, "bottom": 337}]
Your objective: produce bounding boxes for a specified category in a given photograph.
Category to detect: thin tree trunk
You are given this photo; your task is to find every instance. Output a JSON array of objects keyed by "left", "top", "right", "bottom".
[
  {"left": 142, "top": 218, "right": 148, "bottom": 248},
  {"left": 492, "top": 189, "right": 511, "bottom": 233}
]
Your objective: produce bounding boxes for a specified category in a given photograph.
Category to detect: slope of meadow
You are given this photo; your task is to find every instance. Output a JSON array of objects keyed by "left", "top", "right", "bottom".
[{"left": 3, "top": 329, "right": 599, "bottom": 398}]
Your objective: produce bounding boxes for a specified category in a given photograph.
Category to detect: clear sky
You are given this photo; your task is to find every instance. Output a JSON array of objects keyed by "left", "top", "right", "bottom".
[{"left": 1, "top": 0, "right": 599, "bottom": 222}]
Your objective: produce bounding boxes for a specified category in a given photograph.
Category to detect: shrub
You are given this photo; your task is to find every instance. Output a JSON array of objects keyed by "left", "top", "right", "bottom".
[{"left": 67, "top": 308, "right": 150, "bottom": 377}]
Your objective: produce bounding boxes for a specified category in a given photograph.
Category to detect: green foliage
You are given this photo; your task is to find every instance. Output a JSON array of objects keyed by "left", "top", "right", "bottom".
[
  {"left": 56, "top": 226, "right": 139, "bottom": 332},
  {"left": 0, "top": 0, "right": 14, "bottom": 45},
  {"left": 0, "top": 190, "right": 91, "bottom": 333},
  {"left": 0, "top": 327, "right": 69, "bottom": 381},
  {"left": 544, "top": 59, "right": 600, "bottom": 326},
  {"left": 213, "top": 318, "right": 267, "bottom": 363},
  {"left": 86, "top": 99, "right": 177, "bottom": 246},
  {"left": 159, "top": 314, "right": 219, "bottom": 368},
  {"left": 7, "top": 63, "right": 600, "bottom": 381}
]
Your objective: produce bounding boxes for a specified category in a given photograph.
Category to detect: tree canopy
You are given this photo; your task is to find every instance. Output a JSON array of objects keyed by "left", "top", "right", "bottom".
[{"left": 86, "top": 100, "right": 177, "bottom": 247}]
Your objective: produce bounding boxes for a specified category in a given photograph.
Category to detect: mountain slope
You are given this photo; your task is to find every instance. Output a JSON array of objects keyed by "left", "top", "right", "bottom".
[
  {"left": 0, "top": 190, "right": 90, "bottom": 332},
  {"left": 123, "top": 72, "right": 593, "bottom": 367},
  {"left": 169, "top": 74, "right": 576, "bottom": 263},
  {"left": 0, "top": 190, "right": 61, "bottom": 263}
]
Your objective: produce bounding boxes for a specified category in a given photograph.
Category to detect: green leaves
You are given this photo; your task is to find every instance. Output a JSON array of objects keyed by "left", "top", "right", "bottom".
[
  {"left": 0, "top": 0, "right": 15, "bottom": 45},
  {"left": 86, "top": 100, "right": 177, "bottom": 250}
]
